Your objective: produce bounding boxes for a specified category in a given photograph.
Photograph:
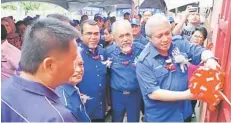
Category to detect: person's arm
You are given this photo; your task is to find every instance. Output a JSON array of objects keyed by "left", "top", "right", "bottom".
[
  {"left": 148, "top": 89, "right": 193, "bottom": 101},
  {"left": 136, "top": 62, "right": 194, "bottom": 102},
  {"left": 172, "top": 7, "right": 190, "bottom": 35}
]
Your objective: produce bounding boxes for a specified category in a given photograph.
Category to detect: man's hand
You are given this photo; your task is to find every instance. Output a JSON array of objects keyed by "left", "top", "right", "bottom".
[{"left": 205, "top": 58, "right": 221, "bottom": 70}]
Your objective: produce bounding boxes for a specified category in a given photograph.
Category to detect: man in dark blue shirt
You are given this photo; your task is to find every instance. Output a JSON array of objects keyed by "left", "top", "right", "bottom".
[
  {"left": 131, "top": 18, "right": 149, "bottom": 45},
  {"left": 77, "top": 20, "right": 107, "bottom": 122},
  {"left": 1, "top": 17, "right": 79, "bottom": 122},
  {"left": 136, "top": 14, "right": 220, "bottom": 122},
  {"left": 104, "top": 20, "right": 144, "bottom": 122}
]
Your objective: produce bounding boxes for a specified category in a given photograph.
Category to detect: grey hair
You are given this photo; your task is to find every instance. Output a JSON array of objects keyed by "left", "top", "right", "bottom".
[
  {"left": 20, "top": 17, "right": 79, "bottom": 74},
  {"left": 112, "top": 20, "right": 132, "bottom": 36},
  {"left": 80, "top": 19, "right": 98, "bottom": 34},
  {"left": 145, "top": 14, "right": 170, "bottom": 38},
  {"left": 47, "top": 14, "right": 72, "bottom": 24}
]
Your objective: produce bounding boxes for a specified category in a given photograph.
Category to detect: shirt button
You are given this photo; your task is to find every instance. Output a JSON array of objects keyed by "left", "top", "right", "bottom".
[
  {"left": 97, "top": 75, "right": 99, "bottom": 77},
  {"left": 99, "top": 84, "right": 101, "bottom": 86},
  {"left": 100, "top": 102, "right": 102, "bottom": 104},
  {"left": 100, "top": 93, "right": 102, "bottom": 95},
  {"left": 96, "top": 66, "right": 98, "bottom": 68}
]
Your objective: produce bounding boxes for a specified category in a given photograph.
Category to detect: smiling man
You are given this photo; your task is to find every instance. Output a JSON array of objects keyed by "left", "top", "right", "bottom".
[
  {"left": 104, "top": 20, "right": 144, "bottom": 122},
  {"left": 77, "top": 20, "right": 107, "bottom": 122},
  {"left": 136, "top": 14, "right": 220, "bottom": 122}
]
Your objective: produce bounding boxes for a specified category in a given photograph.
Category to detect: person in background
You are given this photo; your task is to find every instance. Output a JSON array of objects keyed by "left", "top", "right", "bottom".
[
  {"left": 1, "top": 25, "right": 21, "bottom": 81},
  {"left": 103, "top": 26, "right": 114, "bottom": 48},
  {"left": 56, "top": 51, "right": 91, "bottom": 122},
  {"left": 186, "top": 26, "right": 208, "bottom": 121},
  {"left": 140, "top": 11, "right": 153, "bottom": 37},
  {"left": 190, "top": 27, "right": 208, "bottom": 46},
  {"left": 80, "top": 15, "right": 89, "bottom": 25},
  {"left": 131, "top": 18, "right": 149, "bottom": 45},
  {"left": 136, "top": 14, "right": 220, "bottom": 122},
  {"left": 168, "top": 17, "right": 176, "bottom": 31},
  {"left": 124, "top": 12, "right": 131, "bottom": 21},
  {"left": 72, "top": 19, "right": 81, "bottom": 31},
  {"left": 172, "top": 6, "right": 201, "bottom": 41},
  {"left": 16, "top": 20, "right": 27, "bottom": 41},
  {"left": 135, "top": 14, "right": 142, "bottom": 21},
  {"left": 104, "top": 20, "right": 144, "bottom": 122},
  {"left": 1, "top": 17, "right": 79, "bottom": 122},
  {"left": 78, "top": 20, "right": 107, "bottom": 122},
  {"left": 110, "top": 16, "right": 116, "bottom": 24},
  {"left": 94, "top": 13, "right": 105, "bottom": 46},
  {"left": 1, "top": 17, "right": 22, "bottom": 49},
  {"left": 103, "top": 18, "right": 111, "bottom": 32}
]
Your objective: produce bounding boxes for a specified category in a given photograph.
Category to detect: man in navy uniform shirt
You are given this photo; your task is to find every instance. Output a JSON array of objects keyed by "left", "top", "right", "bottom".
[
  {"left": 1, "top": 18, "right": 79, "bottom": 122},
  {"left": 131, "top": 18, "right": 149, "bottom": 45},
  {"left": 104, "top": 20, "right": 144, "bottom": 122},
  {"left": 77, "top": 20, "right": 107, "bottom": 122},
  {"left": 56, "top": 50, "right": 91, "bottom": 122},
  {"left": 136, "top": 14, "right": 220, "bottom": 122}
]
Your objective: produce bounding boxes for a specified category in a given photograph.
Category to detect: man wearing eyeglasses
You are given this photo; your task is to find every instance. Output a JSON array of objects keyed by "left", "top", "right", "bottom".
[{"left": 77, "top": 20, "right": 107, "bottom": 122}]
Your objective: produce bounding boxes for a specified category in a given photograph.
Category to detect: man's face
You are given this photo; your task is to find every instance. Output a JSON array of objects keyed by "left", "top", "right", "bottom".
[
  {"left": 114, "top": 25, "right": 133, "bottom": 54},
  {"left": 188, "top": 12, "right": 200, "bottom": 25},
  {"left": 81, "top": 24, "right": 100, "bottom": 49},
  {"left": 18, "top": 24, "right": 27, "bottom": 35},
  {"left": 97, "top": 18, "right": 104, "bottom": 29},
  {"left": 68, "top": 52, "right": 84, "bottom": 85},
  {"left": 150, "top": 22, "right": 172, "bottom": 54},
  {"left": 49, "top": 40, "right": 78, "bottom": 86},
  {"left": 131, "top": 24, "right": 141, "bottom": 37},
  {"left": 124, "top": 15, "right": 131, "bottom": 21},
  {"left": 143, "top": 11, "right": 152, "bottom": 23}
]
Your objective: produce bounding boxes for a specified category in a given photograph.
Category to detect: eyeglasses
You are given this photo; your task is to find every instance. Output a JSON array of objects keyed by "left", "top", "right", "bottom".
[{"left": 193, "top": 35, "right": 204, "bottom": 39}]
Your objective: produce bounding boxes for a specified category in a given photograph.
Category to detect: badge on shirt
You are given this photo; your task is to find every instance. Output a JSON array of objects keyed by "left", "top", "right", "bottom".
[{"left": 172, "top": 47, "right": 191, "bottom": 73}]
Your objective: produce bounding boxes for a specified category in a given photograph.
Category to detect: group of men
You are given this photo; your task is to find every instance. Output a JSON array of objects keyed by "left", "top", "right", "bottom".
[{"left": 1, "top": 9, "right": 219, "bottom": 122}]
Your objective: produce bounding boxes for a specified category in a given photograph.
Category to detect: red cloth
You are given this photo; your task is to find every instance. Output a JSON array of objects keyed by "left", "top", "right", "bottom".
[{"left": 189, "top": 67, "right": 225, "bottom": 111}]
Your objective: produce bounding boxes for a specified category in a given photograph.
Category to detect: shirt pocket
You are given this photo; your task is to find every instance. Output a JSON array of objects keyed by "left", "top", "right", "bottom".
[{"left": 153, "top": 66, "right": 169, "bottom": 84}]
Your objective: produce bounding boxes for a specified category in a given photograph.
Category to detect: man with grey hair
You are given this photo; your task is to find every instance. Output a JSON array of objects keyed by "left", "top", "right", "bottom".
[
  {"left": 77, "top": 19, "right": 107, "bottom": 122},
  {"left": 47, "top": 14, "right": 72, "bottom": 25},
  {"left": 1, "top": 17, "right": 80, "bottom": 122},
  {"left": 104, "top": 20, "right": 144, "bottom": 122},
  {"left": 136, "top": 14, "right": 220, "bottom": 122}
]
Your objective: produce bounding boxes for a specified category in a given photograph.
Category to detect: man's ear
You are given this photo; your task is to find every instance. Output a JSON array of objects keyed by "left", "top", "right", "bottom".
[{"left": 43, "top": 57, "right": 56, "bottom": 75}]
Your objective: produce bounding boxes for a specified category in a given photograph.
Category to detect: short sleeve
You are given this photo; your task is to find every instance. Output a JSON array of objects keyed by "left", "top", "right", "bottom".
[{"left": 136, "top": 61, "right": 160, "bottom": 96}]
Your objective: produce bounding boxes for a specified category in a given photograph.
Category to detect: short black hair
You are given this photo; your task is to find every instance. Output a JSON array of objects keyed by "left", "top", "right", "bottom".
[
  {"left": 47, "top": 14, "right": 72, "bottom": 24},
  {"left": 1, "top": 25, "right": 7, "bottom": 40},
  {"left": 124, "top": 12, "right": 130, "bottom": 18},
  {"left": 80, "top": 15, "right": 88, "bottom": 24},
  {"left": 16, "top": 20, "right": 26, "bottom": 33},
  {"left": 20, "top": 17, "right": 79, "bottom": 74},
  {"left": 80, "top": 20, "right": 98, "bottom": 34},
  {"left": 138, "top": 14, "right": 142, "bottom": 19},
  {"left": 192, "top": 26, "right": 208, "bottom": 40}
]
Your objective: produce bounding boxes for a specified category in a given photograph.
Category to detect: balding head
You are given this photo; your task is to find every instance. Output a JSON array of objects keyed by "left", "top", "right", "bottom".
[{"left": 145, "top": 14, "right": 170, "bottom": 38}]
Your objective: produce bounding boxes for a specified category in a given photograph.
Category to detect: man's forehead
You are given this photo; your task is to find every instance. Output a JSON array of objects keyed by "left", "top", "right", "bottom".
[{"left": 83, "top": 24, "right": 99, "bottom": 32}]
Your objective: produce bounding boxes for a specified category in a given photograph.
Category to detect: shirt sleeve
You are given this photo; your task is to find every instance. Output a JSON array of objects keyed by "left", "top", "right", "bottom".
[
  {"left": 178, "top": 40, "right": 205, "bottom": 65},
  {"left": 136, "top": 61, "right": 160, "bottom": 96}
]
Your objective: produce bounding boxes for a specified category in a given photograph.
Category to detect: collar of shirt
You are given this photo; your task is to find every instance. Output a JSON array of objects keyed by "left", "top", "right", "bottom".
[
  {"left": 61, "top": 84, "right": 77, "bottom": 96},
  {"left": 79, "top": 42, "right": 99, "bottom": 56},
  {"left": 148, "top": 42, "right": 176, "bottom": 58},
  {"left": 12, "top": 75, "right": 60, "bottom": 103}
]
